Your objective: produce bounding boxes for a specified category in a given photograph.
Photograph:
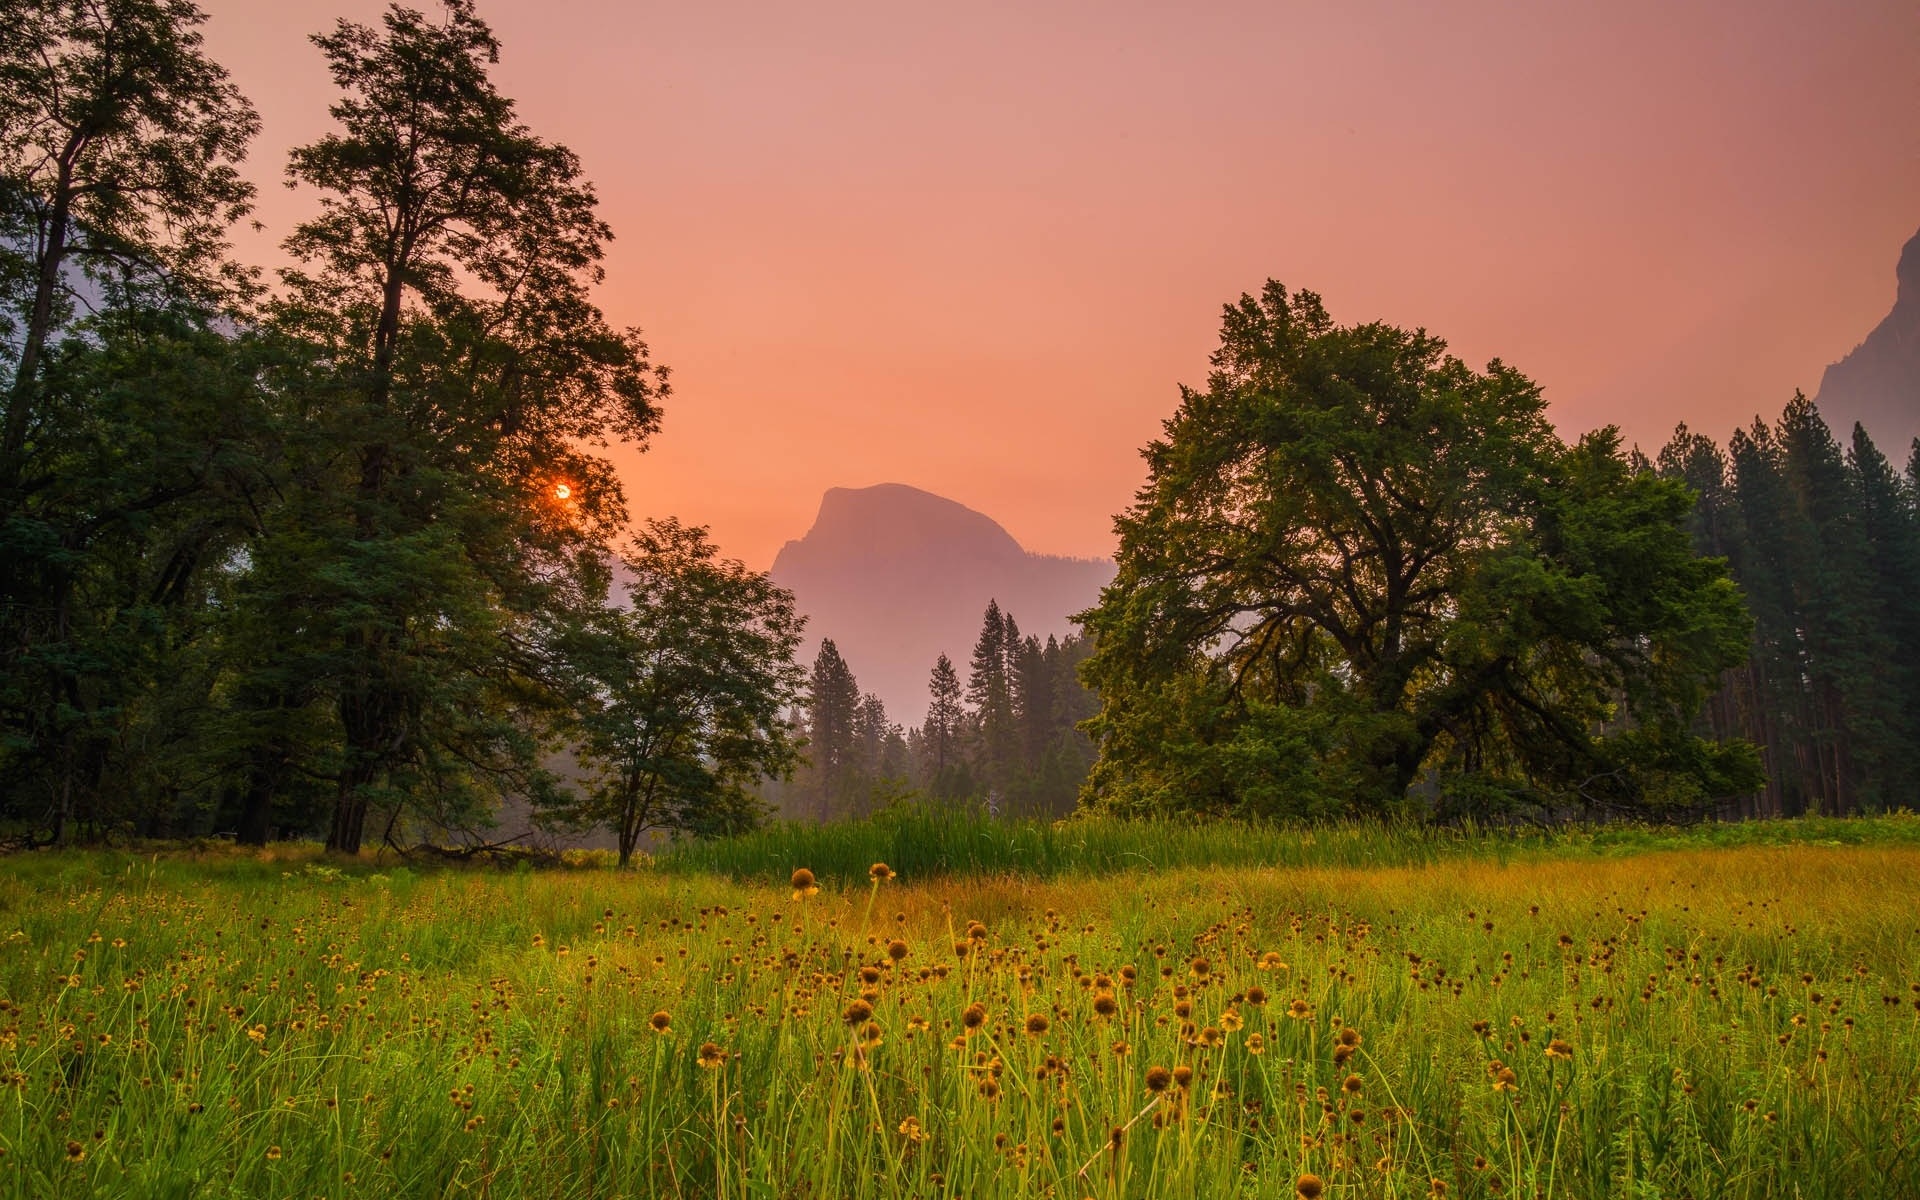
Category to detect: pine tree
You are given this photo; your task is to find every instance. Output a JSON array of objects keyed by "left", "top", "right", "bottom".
[
  {"left": 966, "top": 600, "right": 1019, "bottom": 805},
  {"left": 922, "top": 652, "right": 966, "bottom": 800},
  {"left": 1775, "top": 398, "right": 1897, "bottom": 812},
  {"left": 1847, "top": 423, "right": 1920, "bottom": 803},
  {"left": 805, "top": 640, "right": 860, "bottom": 820}
]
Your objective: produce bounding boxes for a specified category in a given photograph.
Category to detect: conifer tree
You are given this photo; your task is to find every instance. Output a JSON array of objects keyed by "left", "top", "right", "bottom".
[
  {"left": 1846, "top": 423, "right": 1920, "bottom": 802},
  {"left": 922, "top": 652, "right": 966, "bottom": 800},
  {"left": 966, "top": 600, "right": 1020, "bottom": 804},
  {"left": 1774, "top": 398, "right": 1897, "bottom": 812},
  {"left": 804, "top": 640, "right": 860, "bottom": 819}
]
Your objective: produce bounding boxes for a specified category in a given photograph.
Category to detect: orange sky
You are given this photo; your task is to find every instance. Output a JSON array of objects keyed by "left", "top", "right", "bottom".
[{"left": 203, "top": 0, "right": 1920, "bottom": 567}]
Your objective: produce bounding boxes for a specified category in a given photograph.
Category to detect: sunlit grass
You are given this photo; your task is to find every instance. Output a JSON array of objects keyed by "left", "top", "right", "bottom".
[{"left": 2, "top": 826, "right": 1917, "bottom": 1197}]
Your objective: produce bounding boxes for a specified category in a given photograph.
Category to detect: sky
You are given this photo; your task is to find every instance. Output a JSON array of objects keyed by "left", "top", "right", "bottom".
[{"left": 201, "top": 0, "right": 1920, "bottom": 568}]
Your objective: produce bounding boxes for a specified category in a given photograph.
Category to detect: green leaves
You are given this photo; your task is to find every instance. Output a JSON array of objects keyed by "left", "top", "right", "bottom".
[
  {"left": 1081, "top": 282, "right": 1757, "bottom": 820},
  {"left": 542, "top": 519, "right": 806, "bottom": 863}
]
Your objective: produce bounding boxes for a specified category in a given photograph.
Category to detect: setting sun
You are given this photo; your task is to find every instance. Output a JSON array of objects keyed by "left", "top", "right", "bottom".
[{"left": 553, "top": 483, "right": 571, "bottom": 500}]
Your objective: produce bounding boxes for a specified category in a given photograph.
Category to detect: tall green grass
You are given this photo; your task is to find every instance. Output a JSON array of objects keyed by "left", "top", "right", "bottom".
[
  {"left": 654, "top": 804, "right": 1920, "bottom": 884},
  {"left": 2, "top": 839, "right": 1917, "bottom": 1198}
]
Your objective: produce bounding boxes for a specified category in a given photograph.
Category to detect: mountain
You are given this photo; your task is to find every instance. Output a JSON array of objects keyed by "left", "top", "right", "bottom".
[
  {"left": 769, "top": 484, "right": 1115, "bottom": 726},
  {"left": 1815, "top": 224, "right": 1920, "bottom": 454}
]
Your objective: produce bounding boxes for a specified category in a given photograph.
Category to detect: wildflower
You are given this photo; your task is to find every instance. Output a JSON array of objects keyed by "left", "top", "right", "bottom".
[
  {"left": 790, "top": 869, "right": 819, "bottom": 900},
  {"left": 1259, "top": 951, "right": 1288, "bottom": 970},
  {"left": 898, "top": 1116, "right": 926, "bottom": 1142},
  {"left": 1246, "top": 1033, "right": 1266, "bottom": 1056},
  {"left": 266, "top": 1146, "right": 282, "bottom": 1161},
  {"left": 843, "top": 1000, "right": 874, "bottom": 1026},
  {"left": 1492, "top": 1067, "right": 1518, "bottom": 1093},
  {"left": 962, "top": 1003, "right": 987, "bottom": 1031},
  {"left": 649, "top": 1011, "right": 672, "bottom": 1034},
  {"left": 1173, "top": 1065, "right": 1193, "bottom": 1089},
  {"left": 1145, "top": 1065, "right": 1172, "bottom": 1093},
  {"left": 1220, "top": 1008, "right": 1244, "bottom": 1032},
  {"left": 869, "top": 863, "right": 895, "bottom": 882},
  {"left": 1111, "top": 1039, "right": 1132, "bottom": 1057},
  {"left": 1025, "top": 1012, "right": 1051, "bottom": 1036},
  {"left": 1190, "top": 956, "right": 1211, "bottom": 980},
  {"left": 1093, "top": 993, "right": 1119, "bottom": 1018},
  {"left": 697, "top": 1042, "right": 727, "bottom": 1070},
  {"left": 862, "top": 1021, "right": 884, "bottom": 1048},
  {"left": 1245, "top": 985, "right": 1267, "bottom": 1006},
  {"left": 1297, "top": 1174, "right": 1325, "bottom": 1199},
  {"left": 65, "top": 1141, "right": 85, "bottom": 1162},
  {"left": 887, "top": 939, "right": 909, "bottom": 961},
  {"left": 1287, "top": 999, "right": 1313, "bottom": 1020},
  {"left": 1545, "top": 1039, "right": 1573, "bottom": 1061},
  {"left": 1342, "top": 1073, "right": 1363, "bottom": 1096}
]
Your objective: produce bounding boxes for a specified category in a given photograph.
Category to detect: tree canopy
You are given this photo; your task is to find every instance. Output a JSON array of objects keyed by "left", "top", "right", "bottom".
[
  {"left": 1078, "top": 282, "right": 1760, "bottom": 820},
  {"left": 541, "top": 520, "right": 805, "bottom": 865}
]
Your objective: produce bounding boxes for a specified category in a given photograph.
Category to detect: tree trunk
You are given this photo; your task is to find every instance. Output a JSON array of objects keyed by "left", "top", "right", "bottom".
[{"left": 1, "top": 158, "right": 75, "bottom": 478}]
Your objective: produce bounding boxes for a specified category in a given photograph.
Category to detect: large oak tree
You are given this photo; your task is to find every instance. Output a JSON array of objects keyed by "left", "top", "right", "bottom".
[{"left": 1079, "top": 282, "right": 1759, "bottom": 820}]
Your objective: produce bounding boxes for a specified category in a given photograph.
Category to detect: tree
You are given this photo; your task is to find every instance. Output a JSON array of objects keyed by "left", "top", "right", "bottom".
[
  {"left": 0, "top": 0, "right": 264, "bottom": 841},
  {"left": 921, "top": 652, "right": 967, "bottom": 800},
  {"left": 266, "top": 0, "right": 664, "bottom": 852},
  {"left": 1080, "top": 282, "right": 1759, "bottom": 820},
  {"left": 803, "top": 639, "right": 861, "bottom": 819},
  {"left": 542, "top": 520, "right": 803, "bottom": 866},
  {"left": 966, "top": 599, "right": 1020, "bottom": 798},
  {"left": 1847, "top": 422, "right": 1920, "bottom": 804},
  {"left": 0, "top": 0, "right": 258, "bottom": 489}
]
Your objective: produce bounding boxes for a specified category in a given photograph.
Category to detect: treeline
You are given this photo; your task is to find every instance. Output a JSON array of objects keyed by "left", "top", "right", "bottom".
[
  {"left": 0, "top": 0, "right": 804, "bottom": 859},
  {"left": 775, "top": 601, "right": 1098, "bottom": 820},
  {"left": 1657, "top": 396, "right": 1920, "bottom": 816}
]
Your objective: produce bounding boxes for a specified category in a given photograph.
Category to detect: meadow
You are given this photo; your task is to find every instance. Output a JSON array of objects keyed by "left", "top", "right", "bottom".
[{"left": 2, "top": 817, "right": 1918, "bottom": 1198}]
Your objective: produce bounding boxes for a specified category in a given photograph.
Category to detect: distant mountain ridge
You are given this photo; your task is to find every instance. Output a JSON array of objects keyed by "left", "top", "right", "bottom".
[
  {"left": 1816, "top": 224, "right": 1920, "bottom": 453},
  {"left": 769, "top": 484, "right": 1114, "bottom": 726}
]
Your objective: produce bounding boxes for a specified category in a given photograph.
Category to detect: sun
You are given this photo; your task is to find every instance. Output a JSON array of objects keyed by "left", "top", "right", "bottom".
[{"left": 553, "top": 483, "right": 571, "bottom": 500}]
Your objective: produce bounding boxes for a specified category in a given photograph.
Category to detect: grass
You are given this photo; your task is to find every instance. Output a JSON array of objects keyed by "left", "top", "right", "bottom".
[
  {"left": 656, "top": 805, "right": 1920, "bottom": 884},
  {"left": 0, "top": 818, "right": 1917, "bottom": 1197}
]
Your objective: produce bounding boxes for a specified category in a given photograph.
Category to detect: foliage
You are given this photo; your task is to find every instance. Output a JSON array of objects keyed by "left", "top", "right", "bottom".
[
  {"left": 539, "top": 519, "right": 806, "bottom": 864},
  {"left": 0, "top": 0, "right": 260, "bottom": 842},
  {"left": 0, "top": 1, "right": 799, "bottom": 855},
  {"left": 1080, "top": 282, "right": 1759, "bottom": 821},
  {"left": 1659, "top": 399, "right": 1920, "bottom": 816},
  {"left": 261, "top": 0, "right": 666, "bottom": 854}
]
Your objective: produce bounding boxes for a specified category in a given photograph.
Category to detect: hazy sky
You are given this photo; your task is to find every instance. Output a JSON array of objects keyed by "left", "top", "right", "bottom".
[{"left": 202, "top": 0, "right": 1920, "bottom": 567}]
